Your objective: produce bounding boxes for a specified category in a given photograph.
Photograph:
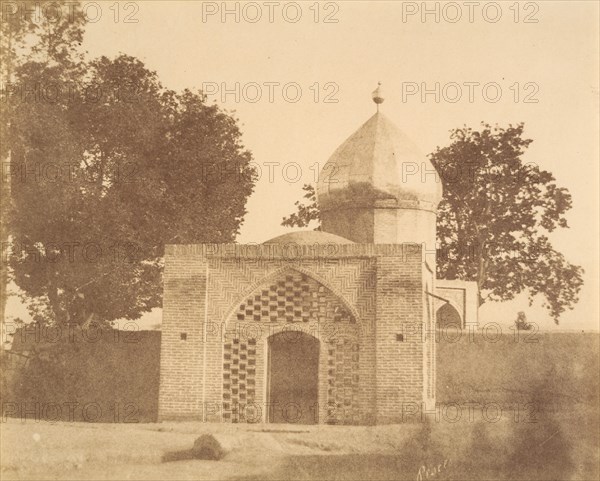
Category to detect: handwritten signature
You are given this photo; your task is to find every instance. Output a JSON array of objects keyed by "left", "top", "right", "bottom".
[{"left": 416, "top": 458, "right": 450, "bottom": 481}]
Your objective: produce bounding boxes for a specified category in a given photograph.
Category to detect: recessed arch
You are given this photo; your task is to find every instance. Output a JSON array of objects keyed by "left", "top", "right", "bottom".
[
  {"left": 222, "top": 266, "right": 361, "bottom": 326},
  {"left": 220, "top": 267, "right": 362, "bottom": 425},
  {"left": 436, "top": 302, "right": 463, "bottom": 329}
]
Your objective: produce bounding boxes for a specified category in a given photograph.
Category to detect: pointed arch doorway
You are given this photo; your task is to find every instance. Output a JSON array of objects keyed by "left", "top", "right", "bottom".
[
  {"left": 267, "top": 331, "right": 319, "bottom": 425},
  {"left": 436, "top": 303, "right": 462, "bottom": 329}
]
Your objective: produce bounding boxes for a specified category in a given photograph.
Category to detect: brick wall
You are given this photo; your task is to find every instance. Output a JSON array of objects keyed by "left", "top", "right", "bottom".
[
  {"left": 159, "top": 243, "right": 429, "bottom": 424},
  {"left": 374, "top": 249, "right": 424, "bottom": 423},
  {"left": 158, "top": 252, "right": 207, "bottom": 420}
]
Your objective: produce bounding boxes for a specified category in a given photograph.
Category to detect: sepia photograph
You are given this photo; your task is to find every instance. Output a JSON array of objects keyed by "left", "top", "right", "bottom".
[{"left": 0, "top": 1, "right": 599, "bottom": 480}]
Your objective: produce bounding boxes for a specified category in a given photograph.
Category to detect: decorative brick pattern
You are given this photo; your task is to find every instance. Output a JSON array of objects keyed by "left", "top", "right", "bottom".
[
  {"left": 159, "top": 243, "right": 434, "bottom": 424},
  {"left": 221, "top": 270, "right": 360, "bottom": 424},
  {"left": 222, "top": 338, "right": 257, "bottom": 422},
  {"left": 234, "top": 271, "right": 355, "bottom": 325},
  {"left": 157, "top": 104, "right": 446, "bottom": 425},
  {"left": 212, "top": 259, "right": 375, "bottom": 328},
  {"left": 326, "top": 338, "right": 360, "bottom": 424}
]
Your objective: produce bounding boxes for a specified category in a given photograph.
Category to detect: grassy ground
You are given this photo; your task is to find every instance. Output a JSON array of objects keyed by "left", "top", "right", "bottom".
[
  {"left": 1, "top": 332, "right": 598, "bottom": 480},
  {"left": 1, "top": 410, "right": 597, "bottom": 481}
]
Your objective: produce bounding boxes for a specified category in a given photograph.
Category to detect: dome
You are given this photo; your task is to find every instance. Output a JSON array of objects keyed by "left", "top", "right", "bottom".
[
  {"left": 317, "top": 112, "right": 443, "bottom": 212},
  {"left": 263, "top": 231, "right": 354, "bottom": 245}
]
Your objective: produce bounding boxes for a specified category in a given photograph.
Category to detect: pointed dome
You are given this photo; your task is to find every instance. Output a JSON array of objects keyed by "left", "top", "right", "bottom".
[{"left": 317, "top": 112, "right": 443, "bottom": 212}]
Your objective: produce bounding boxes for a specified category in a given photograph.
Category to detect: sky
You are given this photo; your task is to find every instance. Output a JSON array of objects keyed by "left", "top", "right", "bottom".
[{"left": 6, "top": 0, "right": 600, "bottom": 333}]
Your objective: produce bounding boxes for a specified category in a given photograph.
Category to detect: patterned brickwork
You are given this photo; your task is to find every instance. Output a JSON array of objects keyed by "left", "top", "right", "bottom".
[
  {"left": 211, "top": 258, "right": 376, "bottom": 328},
  {"left": 222, "top": 338, "right": 257, "bottom": 422},
  {"left": 326, "top": 337, "right": 360, "bottom": 424},
  {"left": 220, "top": 270, "right": 360, "bottom": 424},
  {"left": 158, "top": 243, "right": 431, "bottom": 424},
  {"left": 197, "top": 257, "right": 379, "bottom": 424},
  {"left": 234, "top": 271, "right": 355, "bottom": 325}
]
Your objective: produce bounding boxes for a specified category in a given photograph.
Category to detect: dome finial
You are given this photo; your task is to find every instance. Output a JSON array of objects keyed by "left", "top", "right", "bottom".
[{"left": 372, "top": 82, "right": 384, "bottom": 111}]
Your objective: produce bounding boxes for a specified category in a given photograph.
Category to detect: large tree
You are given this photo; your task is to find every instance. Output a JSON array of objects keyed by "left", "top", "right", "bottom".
[
  {"left": 3, "top": 3, "right": 256, "bottom": 327},
  {"left": 1, "top": 1, "right": 87, "bottom": 330},
  {"left": 282, "top": 124, "right": 583, "bottom": 323}
]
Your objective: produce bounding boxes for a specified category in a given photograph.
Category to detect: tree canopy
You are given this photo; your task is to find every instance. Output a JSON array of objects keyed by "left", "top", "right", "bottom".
[
  {"left": 282, "top": 124, "right": 583, "bottom": 323},
  {"left": 2, "top": 2, "right": 256, "bottom": 326}
]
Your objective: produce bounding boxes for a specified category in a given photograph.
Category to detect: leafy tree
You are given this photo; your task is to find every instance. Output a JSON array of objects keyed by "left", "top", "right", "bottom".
[
  {"left": 1, "top": 1, "right": 86, "bottom": 330},
  {"left": 431, "top": 124, "right": 583, "bottom": 322},
  {"left": 3, "top": 3, "right": 257, "bottom": 326},
  {"left": 283, "top": 124, "right": 583, "bottom": 323},
  {"left": 281, "top": 184, "right": 321, "bottom": 230}
]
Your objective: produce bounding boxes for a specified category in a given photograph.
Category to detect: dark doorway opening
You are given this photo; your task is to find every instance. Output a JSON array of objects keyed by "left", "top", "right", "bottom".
[
  {"left": 267, "top": 331, "right": 319, "bottom": 424},
  {"left": 436, "top": 303, "right": 462, "bottom": 329}
]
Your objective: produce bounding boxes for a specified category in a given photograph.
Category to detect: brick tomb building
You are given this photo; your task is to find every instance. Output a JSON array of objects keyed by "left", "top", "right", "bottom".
[{"left": 158, "top": 87, "right": 478, "bottom": 425}]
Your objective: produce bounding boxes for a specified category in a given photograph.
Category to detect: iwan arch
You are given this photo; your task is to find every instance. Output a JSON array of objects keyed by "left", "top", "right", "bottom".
[{"left": 158, "top": 87, "right": 478, "bottom": 425}]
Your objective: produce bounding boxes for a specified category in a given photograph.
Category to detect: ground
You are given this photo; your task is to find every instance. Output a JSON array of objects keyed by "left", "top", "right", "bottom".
[
  {"left": 2, "top": 332, "right": 599, "bottom": 480},
  {"left": 2, "top": 404, "right": 598, "bottom": 480}
]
